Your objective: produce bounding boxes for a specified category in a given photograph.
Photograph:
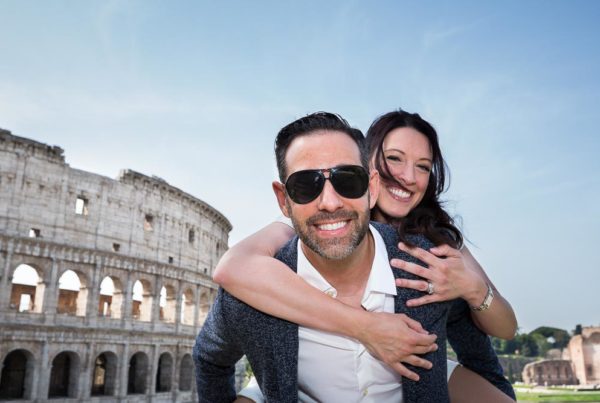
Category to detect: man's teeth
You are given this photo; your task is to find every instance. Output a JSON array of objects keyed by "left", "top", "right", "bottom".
[
  {"left": 389, "top": 187, "right": 411, "bottom": 198},
  {"left": 318, "top": 221, "right": 347, "bottom": 231}
]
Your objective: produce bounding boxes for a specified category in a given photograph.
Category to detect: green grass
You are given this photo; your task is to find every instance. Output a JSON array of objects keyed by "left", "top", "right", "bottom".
[{"left": 516, "top": 391, "right": 600, "bottom": 402}]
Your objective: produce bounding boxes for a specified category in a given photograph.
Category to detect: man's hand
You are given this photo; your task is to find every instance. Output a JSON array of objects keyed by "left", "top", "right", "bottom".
[{"left": 355, "top": 311, "right": 438, "bottom": 381}]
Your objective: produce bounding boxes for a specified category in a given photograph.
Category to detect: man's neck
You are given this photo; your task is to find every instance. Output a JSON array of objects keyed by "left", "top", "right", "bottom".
[{"left": 300, "top": 229, "right": 375, "bottom": 306}]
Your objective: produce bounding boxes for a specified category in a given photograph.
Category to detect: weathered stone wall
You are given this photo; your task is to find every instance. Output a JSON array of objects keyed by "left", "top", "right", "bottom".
[
  {"left": 0, "top": 129, "right": 232, "bottom": 402},
  {"left": 522, "top": 359, "right": 577, "bottom": 386},
  {"left": 564, "top": 327, "right": 600, "bottom": 385},
  {"left": 0, "top": 129, "right": 229, "bottom": 276}
]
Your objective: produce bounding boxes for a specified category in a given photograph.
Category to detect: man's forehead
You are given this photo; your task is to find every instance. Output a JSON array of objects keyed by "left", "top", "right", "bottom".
[{"left": 284, "top": 130, "right": 362, "bottom": 173}]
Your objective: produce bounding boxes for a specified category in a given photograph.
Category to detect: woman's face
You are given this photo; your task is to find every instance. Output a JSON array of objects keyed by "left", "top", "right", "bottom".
[{"left": 373, "top": 127, "right": 432, "bottom": 220}]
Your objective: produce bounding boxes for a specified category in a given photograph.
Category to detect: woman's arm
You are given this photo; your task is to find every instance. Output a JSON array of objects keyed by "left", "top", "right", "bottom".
[
  {"left": 213, "top": 222, "right": 439, "bottom": 379},
  {"left": 392, "top": 243, "right": 517, "bottom": 340},
  {"left": 459, "top": 246, "right": 517, "bottom": 340}
]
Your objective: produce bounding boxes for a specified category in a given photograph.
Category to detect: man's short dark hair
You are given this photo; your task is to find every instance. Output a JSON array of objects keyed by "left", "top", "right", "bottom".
[{"left": 274, "top": 112, "right": 368, "bottom": 182}]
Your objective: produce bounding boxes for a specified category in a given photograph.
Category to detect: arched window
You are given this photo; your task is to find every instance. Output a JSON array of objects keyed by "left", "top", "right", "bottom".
[
  {"left": 159, "top": 285, "right": 176, "bottom": 323},
  {"left": 132, "top": 280, "right": 152, "bottom": 321},
  {"left": 198, "top": 289, "right": 211, "bottom": 324},
  {"left": 181, "top": 288, "right": 195, "bottom": 326},
  {"left": 9, "top": 264, "right": 44, "bottom": 313},
  {"left": 155, "top": 353, "right": 173, "bottom": 392},
  {"left": 127, "top": 352, "right": 148, "bottom": 394},
  {"left": 0, "top": 350, "right": 34, "bottom": 399},
  {"left": 91, "top": 352, "right": 117, "bottom": 396},
  {"left": 178, "top": 354, "right": 193, "bottom": 391},
  {"left": 98, "top": 276, "right": 123, "bottom": 318},
  {"left": 48, "top": 351, "right": 80, "bottom": 398},
  {"left": 57, "top": 270, "right": 87, "bottom": 316}
]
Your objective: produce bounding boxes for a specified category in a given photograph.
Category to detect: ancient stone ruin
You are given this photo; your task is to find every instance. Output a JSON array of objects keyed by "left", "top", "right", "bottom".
[{"left": 0, "top": 129, "right": 231, "bottom": 401}]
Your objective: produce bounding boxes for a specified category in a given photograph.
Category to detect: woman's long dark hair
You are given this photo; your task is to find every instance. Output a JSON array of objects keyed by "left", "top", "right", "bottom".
[{"left": 367, "top": 110, "right": 463, "bottom": 248}]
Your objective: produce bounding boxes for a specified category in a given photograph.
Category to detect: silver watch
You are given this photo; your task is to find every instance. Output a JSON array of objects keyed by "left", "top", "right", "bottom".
[{"left": 471, "top": 283, "right": 494, "bottom": 311}]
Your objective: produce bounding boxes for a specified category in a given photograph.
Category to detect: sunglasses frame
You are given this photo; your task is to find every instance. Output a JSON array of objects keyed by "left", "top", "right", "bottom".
[{"left": 284, "top": 164, "right": 370, "bottom": 204}]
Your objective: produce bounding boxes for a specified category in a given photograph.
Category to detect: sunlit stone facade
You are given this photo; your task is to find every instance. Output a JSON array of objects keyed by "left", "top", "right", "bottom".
[
  {"left": 563, "top": 327, "right": 600, "bottom": 385},
  {"left": 0, "top": 129, "right": 231, "bottom": 401}
]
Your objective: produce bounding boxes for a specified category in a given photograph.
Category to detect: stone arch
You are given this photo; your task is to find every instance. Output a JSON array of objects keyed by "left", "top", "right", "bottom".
[
  {"left": 0, "top": 349, "right": 35, "bottom": 399},
  {"left": 181, "top": 287, "right": 195, "bottom": 326},
  {"left": 198, "top": 288, "right": 212, "bottom": 323},
  {"left": 48, "top": 351, "right": 80, "bottom": 398},
  {"left": 9, "top": 264, "right": 45, "bottom": 313},
  {"left": 127, "top": 352, "right": 149, "bottom": 394},
  {"left": 131, "top": 279, "right": 153, "bottom": 321},
  {"left": 57, "top": 269, "right": 88, "bottom": 316},
  {"left": 155, "top": 352, "right": 173, "bottom": 392},
  {"left": 159, "top": 284, "right": 176, "bottom": 323},
  {"left": 178, "top": 354, "right": 193, "bottom": 391},
  {"left": 91, "top": 351, "right": 118, "bottom": 396},
  {"left": 98, "top": 276, "right": 124, "bottom": 318}
]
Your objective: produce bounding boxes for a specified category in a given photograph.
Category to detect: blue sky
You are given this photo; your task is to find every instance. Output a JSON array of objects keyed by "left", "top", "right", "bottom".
[{"left": 1, "top": 1, "right": 598, "bottom": 333}]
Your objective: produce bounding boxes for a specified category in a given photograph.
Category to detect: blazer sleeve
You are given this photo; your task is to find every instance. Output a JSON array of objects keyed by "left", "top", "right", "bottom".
[
  {"left": 447, "top": 299, "right": 516, "bottom": 400},
  {"left": 193, "top": 288, "right": 244, "bottom": 403}
]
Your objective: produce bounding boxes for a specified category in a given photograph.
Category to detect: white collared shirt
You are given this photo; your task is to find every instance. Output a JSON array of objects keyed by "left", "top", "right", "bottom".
[
  {"left": 296, "top": 224, "right": 402, "bottom": 402},
  {"left": 239, "top": 226, "right": 402, "bottom": 403},
  {"left": 239, "top": 225, "right": 402, "bottom": 402}
]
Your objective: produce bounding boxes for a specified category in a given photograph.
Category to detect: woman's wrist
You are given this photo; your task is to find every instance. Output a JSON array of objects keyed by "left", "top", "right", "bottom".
[
  {"left": 343, "top": 307, "right": 372, "bottom": 341},
  {"left": 463, "top": 279, "right": 489, "bottom": 308}
]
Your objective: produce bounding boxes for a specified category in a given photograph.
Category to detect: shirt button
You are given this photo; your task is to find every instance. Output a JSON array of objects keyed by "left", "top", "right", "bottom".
[{"left": 325, "top": 290, "right": 336, "bottom": 297}]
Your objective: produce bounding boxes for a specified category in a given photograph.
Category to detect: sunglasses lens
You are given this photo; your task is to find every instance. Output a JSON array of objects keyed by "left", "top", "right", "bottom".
[
  {"left": 331, "top": 166, "right": 369, "bottom": 199},
  {"left": 285, "top": 171, "right": 324, "bottom": 204}
]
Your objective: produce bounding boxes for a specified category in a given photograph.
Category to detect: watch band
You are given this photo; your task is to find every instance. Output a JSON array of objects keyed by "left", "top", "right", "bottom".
[{"left": 471, "top": 283, "right": 494, "bottom": 311}]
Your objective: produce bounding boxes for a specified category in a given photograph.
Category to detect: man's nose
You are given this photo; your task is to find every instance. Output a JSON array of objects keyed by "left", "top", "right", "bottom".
[{"left": 316, "top": 180, "right": 344, "bottom": 212}]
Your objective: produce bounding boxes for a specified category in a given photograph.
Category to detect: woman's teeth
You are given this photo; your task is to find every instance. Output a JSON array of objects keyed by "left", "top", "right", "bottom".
[{"left": 388, "top": 187, "right": 411, "bottom": 198}]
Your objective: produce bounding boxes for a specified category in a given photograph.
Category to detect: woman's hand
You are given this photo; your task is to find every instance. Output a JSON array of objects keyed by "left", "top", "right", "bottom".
[
  {"left": 391, "top": 243, "right": 488, "bottom": 308},
  {"left": 355, "top": 311, "right": 438, "bottom": 381}
]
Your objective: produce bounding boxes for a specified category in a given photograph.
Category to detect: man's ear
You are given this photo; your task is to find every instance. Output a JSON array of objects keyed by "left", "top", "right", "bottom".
[
  {"left": 272, "top": 181, "right": 290, "bottom": 217},
  {"left": 368, "top": 169, "right": 379, "bottom": 210}
]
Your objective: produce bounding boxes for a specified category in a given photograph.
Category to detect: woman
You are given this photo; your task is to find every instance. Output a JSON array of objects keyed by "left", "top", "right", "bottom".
[{"left": 215, "top": 110, "right": 517, "bottom": 402}]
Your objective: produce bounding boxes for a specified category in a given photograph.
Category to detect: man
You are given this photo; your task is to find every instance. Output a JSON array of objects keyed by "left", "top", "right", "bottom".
[{"left": 194, "top": 112, "right": 498, "bottom": 402}]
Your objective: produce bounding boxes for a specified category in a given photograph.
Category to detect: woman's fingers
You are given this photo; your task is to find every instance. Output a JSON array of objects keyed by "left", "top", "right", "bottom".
[
  {"left": 395, "top": 278, "right": 431, "bottom": 292},
  {"left": 429, "top": 243, "right": 461, "bottom": 258},
  {"left": 391, "top": 258, "right": 432, "bottom": 280},
  {"left": 406, "top": 295, "right": 438, "bottom": 307},
  {"left": 402, "top": 354, "right": 434, "bottom": 370},
  {"left": 398, "top": 242, "right": 439, "bottom": 266},
  {"left": 390, "top": 362, "right": 420, "bottom": 381}
]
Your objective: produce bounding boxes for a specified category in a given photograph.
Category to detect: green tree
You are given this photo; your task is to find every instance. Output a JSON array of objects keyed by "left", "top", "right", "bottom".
[{"left": 531, "top": 326, "right": 571, "bottom": 349}]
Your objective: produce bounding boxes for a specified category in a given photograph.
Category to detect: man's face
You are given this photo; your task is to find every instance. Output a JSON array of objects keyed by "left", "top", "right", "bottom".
[{"left": 273, "top": 130, "right": 379, "bottom": 260}]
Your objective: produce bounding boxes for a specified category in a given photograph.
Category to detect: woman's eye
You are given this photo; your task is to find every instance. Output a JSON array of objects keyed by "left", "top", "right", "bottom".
[
  {"left": 418, "top": 165, "right": 431, "bottom": 173},
  {"left": 386, "top": 155, "right": 401, "bottom": 162}
]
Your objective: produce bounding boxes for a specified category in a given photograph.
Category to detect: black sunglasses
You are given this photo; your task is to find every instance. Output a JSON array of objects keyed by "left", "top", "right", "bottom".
[{"left": 284, "top": 165, "right": 369, "bottom": 204}]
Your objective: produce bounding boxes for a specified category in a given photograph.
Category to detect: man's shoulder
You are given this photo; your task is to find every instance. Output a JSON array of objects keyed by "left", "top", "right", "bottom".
[
  {"left": 370, "top": 221, "right": 435, "bottom": 251},
  {"left": 274, "top": 236, "right": 299, "bottom": 272}
]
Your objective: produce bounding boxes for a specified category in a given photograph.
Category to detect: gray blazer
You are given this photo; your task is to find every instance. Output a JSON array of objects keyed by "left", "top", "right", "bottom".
[{"left": 194, "top": 222, "right": 514, "bottom": 402}]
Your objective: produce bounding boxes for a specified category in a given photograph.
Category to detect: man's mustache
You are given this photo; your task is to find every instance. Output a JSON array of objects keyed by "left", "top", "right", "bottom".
[{"left": 306, "top": 210, "right": 359, "bottom": 226}]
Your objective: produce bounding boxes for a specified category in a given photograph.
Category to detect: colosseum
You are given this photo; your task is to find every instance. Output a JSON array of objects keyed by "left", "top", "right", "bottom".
[{"left": 0, "top": 129, "right": 231, "bottom": 401}]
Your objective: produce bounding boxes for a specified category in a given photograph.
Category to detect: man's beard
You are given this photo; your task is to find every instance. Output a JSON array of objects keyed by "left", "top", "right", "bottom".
[{"left": 288, "top": 202, "right": 370, "bottom": 261}]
